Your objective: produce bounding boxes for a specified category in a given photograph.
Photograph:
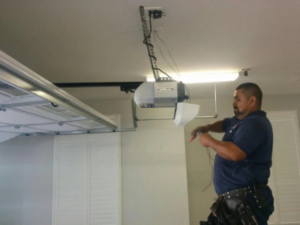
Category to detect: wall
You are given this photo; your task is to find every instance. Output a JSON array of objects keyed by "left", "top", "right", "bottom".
[
  {"left": 0, "top": 136, "right": 54, "bottom": 225},
  {"left": 0, "top": 132, "right": 19, "bottom": 144},
  {"left": 85, "top": 99, "right": 134, "bottom": 129},
  {"left": 121, "top": 120, "right": 190, "bottom": 225}
]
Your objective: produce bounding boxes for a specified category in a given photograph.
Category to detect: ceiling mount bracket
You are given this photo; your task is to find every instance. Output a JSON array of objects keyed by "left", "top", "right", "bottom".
[{"left": 140, "top": 6, "right": 161, "bottom": 81}]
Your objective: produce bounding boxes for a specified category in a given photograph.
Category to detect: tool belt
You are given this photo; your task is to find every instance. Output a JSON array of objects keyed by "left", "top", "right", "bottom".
[
  {"left": 200, "top": 182, "right": 267, "bottom": 225},
  {"left": 220, "top": 183, "right": 267, "bottom": 208}
]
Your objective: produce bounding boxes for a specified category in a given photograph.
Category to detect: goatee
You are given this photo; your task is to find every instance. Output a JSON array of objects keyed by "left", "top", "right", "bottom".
[{"left": 233, "top": 108, "right": 240, "bottom": 116}]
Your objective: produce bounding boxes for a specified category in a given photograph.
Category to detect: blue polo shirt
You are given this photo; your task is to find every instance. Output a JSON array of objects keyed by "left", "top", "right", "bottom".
[{"left": 213, "top": 110, "right": 274, "bottom": 203}]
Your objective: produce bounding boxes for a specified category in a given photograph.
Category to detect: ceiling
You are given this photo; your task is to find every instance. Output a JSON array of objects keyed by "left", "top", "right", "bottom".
[{"left": 1, "top": 0, "right": 300, "bottom": 100}]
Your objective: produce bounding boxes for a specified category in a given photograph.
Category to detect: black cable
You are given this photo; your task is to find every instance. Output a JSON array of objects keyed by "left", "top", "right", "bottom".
[
  {"left": 143, "top": 14, "right": 155, "bottom": 61},
  {"left": 201, "top": 147, "right": 216, "bottom": 192},
  {"left": 154, "top": 31, "right": 178, "bottom": 75},
  {"left": 154, "top": 31, "right": 181, "bottom": 75},
  {"left": 153, "top": 68, "right": 171, "bottom": 78},
  {"left": 142, "top": 10, "right": 172, "bottom": 80},
  {"left": 143, "top": 12, "right": 159, "bottom": 80}
]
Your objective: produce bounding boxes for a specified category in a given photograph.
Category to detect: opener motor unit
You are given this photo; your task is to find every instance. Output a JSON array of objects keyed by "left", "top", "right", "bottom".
[{"left": 134, "top": 81, "right": 187, "bottom": 108}]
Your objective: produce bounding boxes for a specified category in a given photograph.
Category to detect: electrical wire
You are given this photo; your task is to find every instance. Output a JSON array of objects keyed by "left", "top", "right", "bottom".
[
  {"left": 153, "top": 68, "right": 171, "bottom": 78},
  {"left": 154, "top": 31, "right": 181, "bottom": 75},
  {"left": 153, "top": 30, "right": 192, "bottom": 102},
  {"left": 154, "top": 31, "right": 179, "bottom": 76},
  {"left": 142, "top": 12, "right": 171, "bottom": 80},
  {"left": 201, "top": 147, "right": 216, "bottom": 192},
  {"left": 142, "top": 10, "right": 192, "bottom": 103}
]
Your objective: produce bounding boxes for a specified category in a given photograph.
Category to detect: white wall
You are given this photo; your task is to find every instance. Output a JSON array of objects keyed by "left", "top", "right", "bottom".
[
  {"left": 0, "top": 132, "right": 19, "bottom": 144},
  {"left": 0, "top": 136, "right": 54, "bottom": 225},
  {"left": 85, "top": 99, "right": 134, "bottom": 129},
  {"left": 121, "top": 120, "right": 190, "bottom": 225}
]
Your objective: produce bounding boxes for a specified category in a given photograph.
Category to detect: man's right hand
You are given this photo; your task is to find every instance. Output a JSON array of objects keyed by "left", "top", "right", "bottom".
[{"left": 191, "top": 125, "right": 210, "bottom": 137}]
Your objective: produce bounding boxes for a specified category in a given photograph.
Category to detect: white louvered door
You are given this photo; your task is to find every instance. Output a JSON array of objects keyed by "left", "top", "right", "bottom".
[
  {"left": 53, "top": 131, "right": 121, "bottom": 225},
  {"left": 53, "top": 135, "right": 89, "bottom": 225},
  {"left": 267, "top": 111, "right": 300, "bottom": 224},
  {"left": 89, "top": 134, "right": 121, "bottom": 225}
]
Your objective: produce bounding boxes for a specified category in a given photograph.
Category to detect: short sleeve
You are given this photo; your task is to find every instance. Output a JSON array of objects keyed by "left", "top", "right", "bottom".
[
  {"left": 233, "top": 119, "right": 266, "bottom": 156},
  {"left": 222, "top": 118, "right": 231, "bottom": 132}
]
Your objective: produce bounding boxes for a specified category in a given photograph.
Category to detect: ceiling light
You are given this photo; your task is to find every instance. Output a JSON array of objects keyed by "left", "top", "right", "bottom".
[{"left": 146, "top": 72, "right": 239, "bottom": 83}]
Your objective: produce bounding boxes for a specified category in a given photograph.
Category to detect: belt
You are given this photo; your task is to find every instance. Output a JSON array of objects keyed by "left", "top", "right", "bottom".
[{"left": 218, "top": 184, "right": 267, "bottom": 208}]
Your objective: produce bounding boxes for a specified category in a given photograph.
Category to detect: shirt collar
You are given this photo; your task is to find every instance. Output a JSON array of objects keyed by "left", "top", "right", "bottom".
[{"left": 234, "top": 110, "right": 266, "bottom": 120}]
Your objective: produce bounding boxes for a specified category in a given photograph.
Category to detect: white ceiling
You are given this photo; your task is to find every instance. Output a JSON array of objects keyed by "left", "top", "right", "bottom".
[{"left": 1, "top": 0, "right": 300, "bottom": 100}]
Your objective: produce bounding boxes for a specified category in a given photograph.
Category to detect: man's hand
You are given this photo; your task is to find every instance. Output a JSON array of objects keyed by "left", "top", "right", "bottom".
[
  {"left": 199, "top": 133, "right": 213, "bottom": 147},
  {"left": 199, "top": 134, "right": 247, "bottom": 161},
  {"left": 191, "top": 125, "right": 210, "bottom": 137}
]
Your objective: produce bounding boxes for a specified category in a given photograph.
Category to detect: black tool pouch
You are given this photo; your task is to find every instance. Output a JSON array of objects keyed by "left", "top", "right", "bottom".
[
  {"left": 225, "top": 198, "right": 258, "bottom": 225},
  {"left": 199, "top": 213, "right": 219, "bottom": 225},
  {"left": 211, "top": 197, "right": 228, "bottom": 224},
  {"left": 204, "top": 197, "right": 258, "bottom": 225},
  {"left": 199, "top": 197, "right": 226, "bottom": 225},
  {"left": 222, "top": 199, "right": 240, "bottom": 225}
]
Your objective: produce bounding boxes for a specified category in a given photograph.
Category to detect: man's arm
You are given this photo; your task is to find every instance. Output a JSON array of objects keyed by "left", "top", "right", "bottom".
[
  {"left": 191, "top": 120, "right": 224, "bottom": 137},
  {"left": 199, "top": 133, "right": 246, "bottom": 161}
]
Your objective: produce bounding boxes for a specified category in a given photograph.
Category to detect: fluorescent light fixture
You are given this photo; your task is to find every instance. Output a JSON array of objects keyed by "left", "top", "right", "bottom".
[{"left": 146, "top": 72, "right": 239, "bottom": 83}]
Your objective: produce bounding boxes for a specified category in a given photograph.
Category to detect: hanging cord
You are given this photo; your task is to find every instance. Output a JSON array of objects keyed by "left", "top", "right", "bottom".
[
  {"left": 142, "top": 12, "right": 171, "bottom": 79},
  {"left": 201, "top": 146, "right": 216, "bottom": 192},
  {"left": 153, "top": 68, "right": 171, "bottom": 78},
  {"left": 154, "top": 31, "right": 181, "bottom": 74},
  {"left": 153, "top": 30, "right": 191, "bottom": 102},
  {"left": 154, "top": 31, "right": 179, "bottom": 76}
]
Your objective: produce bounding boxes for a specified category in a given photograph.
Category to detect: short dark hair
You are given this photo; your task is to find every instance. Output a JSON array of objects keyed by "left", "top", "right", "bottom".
[{"left": 236, "top": 83, "right": 263, "bottom": 107}]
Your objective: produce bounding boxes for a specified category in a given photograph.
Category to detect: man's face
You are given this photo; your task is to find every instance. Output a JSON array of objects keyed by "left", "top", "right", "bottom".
[{"left": 232, "top": 89, "right": 252, "bottom": 118}]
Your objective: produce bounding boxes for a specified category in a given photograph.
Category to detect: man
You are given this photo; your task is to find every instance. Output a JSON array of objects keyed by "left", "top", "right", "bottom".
[{"left": 191, "top": 83, "right": 274, "bottom": 225}]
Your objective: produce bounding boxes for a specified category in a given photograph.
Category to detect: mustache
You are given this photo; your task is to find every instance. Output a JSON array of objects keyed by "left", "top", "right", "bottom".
[{"left": 233, "top": 106, "right": 238, "bottom": 109}]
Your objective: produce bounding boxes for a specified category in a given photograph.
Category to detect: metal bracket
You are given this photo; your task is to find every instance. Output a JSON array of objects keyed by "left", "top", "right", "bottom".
[
  {"left": 54, "top": 82, "right": 143, "bottom": 93},
  {"left": 140, "top": 6, "right": 160, "bottom": 81}
]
